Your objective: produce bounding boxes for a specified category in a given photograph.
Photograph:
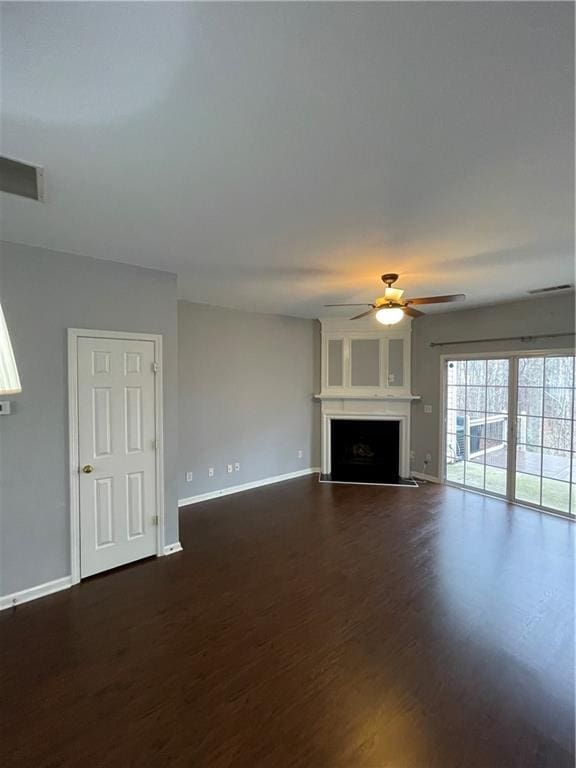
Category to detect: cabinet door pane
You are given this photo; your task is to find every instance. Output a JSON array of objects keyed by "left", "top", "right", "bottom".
[
  {"left": 350, "top": 339, "right": 380, "bottom": 387},
  {"left": 327, "top": 339, "right": 343, "bottom": 387},
  {"left": 388, "top": 338, "right": 404, "bottom": 387}
]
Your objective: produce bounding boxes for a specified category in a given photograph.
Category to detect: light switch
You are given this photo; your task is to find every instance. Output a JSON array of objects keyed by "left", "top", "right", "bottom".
[
  {"left": 424, "top": 404, "right": 432, "bottom": 414},
  {"left": 0, "top": 401, "right": 11, "bottom": 415}
]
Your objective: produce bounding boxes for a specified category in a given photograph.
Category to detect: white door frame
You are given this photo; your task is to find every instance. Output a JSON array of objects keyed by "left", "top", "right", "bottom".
[
  {"left": 68, "top": 329, "right": 165, "bottom": 584},
  {"left": 439, "top": 348, "right": 574, "bottom": 517}
]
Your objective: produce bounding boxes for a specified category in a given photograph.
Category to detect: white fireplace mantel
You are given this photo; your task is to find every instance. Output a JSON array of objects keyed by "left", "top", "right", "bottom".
[{"left": 315, "top": 393, "right": 420, "bottom": 401}]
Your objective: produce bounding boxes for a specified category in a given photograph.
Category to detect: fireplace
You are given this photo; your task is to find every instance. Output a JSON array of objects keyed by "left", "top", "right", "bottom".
[
  {"left": 320, "top": 412, "right": 414, "bottom": 485},
  {"left": 330, "top": 419, "right": 400, "bottom": 483},
  {"left": 316, "top": 316, "right": 419, "bottom": 484}
]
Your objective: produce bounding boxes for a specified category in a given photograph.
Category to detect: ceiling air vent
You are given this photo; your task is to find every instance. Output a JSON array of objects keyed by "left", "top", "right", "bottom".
[
  {"left": 0, "top": 156, "right": 44, "bottom": 201},
  {"left": 528, "top": 284, "right": 573, "bottom": 295}
]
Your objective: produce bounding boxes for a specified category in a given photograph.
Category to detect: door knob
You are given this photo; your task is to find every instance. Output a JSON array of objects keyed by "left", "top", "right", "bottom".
[{"left": 82, "top": 465, "right": 94, "bottom": 474}]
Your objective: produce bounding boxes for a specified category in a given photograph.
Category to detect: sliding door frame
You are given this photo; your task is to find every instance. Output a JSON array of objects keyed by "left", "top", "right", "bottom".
[
  {"left": 507, "top": 356, "right": 519, "bottom": 503},
  {"left": 440, "top": 348, "right": 574, "bottom": 519}
]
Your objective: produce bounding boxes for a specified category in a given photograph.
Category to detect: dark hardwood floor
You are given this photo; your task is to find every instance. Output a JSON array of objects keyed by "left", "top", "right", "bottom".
[{"left": 1, "top": 478, "right": 574, "bottom": 767}]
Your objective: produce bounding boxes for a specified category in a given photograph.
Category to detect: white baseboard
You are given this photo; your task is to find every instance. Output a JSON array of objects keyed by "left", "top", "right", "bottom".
[
  {"left": 0, "top": 575, "right": 73, "bottom": 611},
  {"left": 179, "top": 467, "right": 320, "bottom": 507},
  {"left": 1, "top": 543, "right": 185, "bottom": 610},
  {"left": 163, "top": 542, "right": 183, "bottom": 556},
  {"left": 412, "top": 471, "right": 442, "bottom": 484}
]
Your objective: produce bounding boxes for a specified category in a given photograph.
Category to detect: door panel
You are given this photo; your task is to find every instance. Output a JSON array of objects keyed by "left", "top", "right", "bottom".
[
  {"left": 78, "top": 337, "right": 157, "bottom": 577},
  {"left": 125, "top": 387, "right": 143, "bottom": 452},
  {"left": 126, "top": 472, "right": 145, "bottom": 538},
  {"left": 95, "top": 477, "right": 114, "bottom": 547},
  {"left": 93, "top": 388, "right": 112, "bottom": 456},
  {"left": 515, "top": 355, "right": 575, "bottom": 515},
  {"left": 444, "top": 358, "right": 510, "bottom": 497}
]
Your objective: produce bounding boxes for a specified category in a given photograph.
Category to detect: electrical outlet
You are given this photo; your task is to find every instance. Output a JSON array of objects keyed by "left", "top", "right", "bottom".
[
  {"left": 425, "top": 453, "right": 432, "bottom": 464},
  {"left": 208, "top": 467, "right": 214, "bottom": 478},
  {"left": 227, "top": 464, "right": 233, "bottom": 474},
  {"left": 298, "top": 450, "right": 303, "bottom": 459},
  {"left": 410, "top": 450, "right": 415, "bottom": 460},
  {"left": 186, "top": 471, "right": 193, "bottom": 483},
  {"left": 234, "top": 462, "right": 240, "bottom": 472},
  {"left": 424, "top": 404, "right": 432, "bottom": 414}
]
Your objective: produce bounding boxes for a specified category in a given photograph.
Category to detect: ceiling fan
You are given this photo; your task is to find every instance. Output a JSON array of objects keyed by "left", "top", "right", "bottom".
[{"left": 325, "top": 273, "right": 465, "bottom": 325}]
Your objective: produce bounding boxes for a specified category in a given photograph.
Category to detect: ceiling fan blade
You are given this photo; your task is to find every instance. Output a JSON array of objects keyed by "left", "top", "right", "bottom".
[
  {"left": 404, "top": 293, "right": 465, "bottom": 305},
  {"left": 350, "top": 307, "right": 377, "bottom": 320},
  {"left": 323, "top": 303, "right": 373, "bottom": 307},
  {"left": 403, "top": 306, "right": 424, "bottom": 318}
]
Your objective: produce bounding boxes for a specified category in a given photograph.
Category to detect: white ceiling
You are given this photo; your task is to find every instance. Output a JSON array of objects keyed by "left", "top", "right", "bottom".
[{"left": 1, "top": 2, "right": 574, "bottom": 317}]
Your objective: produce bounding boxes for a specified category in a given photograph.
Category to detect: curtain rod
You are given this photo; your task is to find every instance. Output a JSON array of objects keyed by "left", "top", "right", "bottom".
[{"left": 430, "top": 332, "right": 575, "bottom": 348}]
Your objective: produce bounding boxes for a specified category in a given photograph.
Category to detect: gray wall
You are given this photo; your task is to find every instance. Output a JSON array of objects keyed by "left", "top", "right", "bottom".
[
  {"left": 0, "top": 241, "right": 179, "bottom": 596},
  {"left": 178, "top": 301, "right": 320, "bottom": 499},
  {"left": 411, "top": 294, "right": 575, "bottom": 478}
]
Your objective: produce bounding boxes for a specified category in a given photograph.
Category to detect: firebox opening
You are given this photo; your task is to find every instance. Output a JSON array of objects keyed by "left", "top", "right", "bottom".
[{"left": 330, "top": 419, "right": 400, "bottom": 484}]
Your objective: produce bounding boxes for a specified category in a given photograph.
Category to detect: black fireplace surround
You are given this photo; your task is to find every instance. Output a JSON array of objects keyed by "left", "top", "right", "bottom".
[{"left": 330, "top": 419, "right": 400, "bottom": 484}]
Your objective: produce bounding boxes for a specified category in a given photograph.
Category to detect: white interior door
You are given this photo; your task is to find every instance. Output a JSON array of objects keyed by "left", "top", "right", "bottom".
[{"left": 77, "top": 336, "right": 158, "bottom": 577}]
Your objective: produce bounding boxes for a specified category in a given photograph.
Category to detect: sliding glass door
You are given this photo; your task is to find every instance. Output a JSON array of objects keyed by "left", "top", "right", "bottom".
[
  {"left": 445, "top": 358, "right": 510, "bottom": 497},
  {"left": 444, "top": 353, "right": 575, "bottom": 517},
  {"left": 515, "top": 356, "right": 574, "bottom": 514}
]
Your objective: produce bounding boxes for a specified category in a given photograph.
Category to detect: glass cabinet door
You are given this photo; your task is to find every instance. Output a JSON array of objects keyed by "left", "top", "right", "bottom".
[
  {"left": 350, "top": 339, "right": 380, "bottom": 387},
  {"left": 327, "top": 339, "right": 344, "bottom": 387},
  {"left": 388, "top": 338, "right": 404, "bottom": 387}
]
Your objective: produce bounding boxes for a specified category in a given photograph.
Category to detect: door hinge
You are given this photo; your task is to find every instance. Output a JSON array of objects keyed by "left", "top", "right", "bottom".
[
  {"left": 152, "top": 362, "right": 160, "bottom": 373},
  {"left": 152, "top": 515, "right": 159, "bottom": 526}
]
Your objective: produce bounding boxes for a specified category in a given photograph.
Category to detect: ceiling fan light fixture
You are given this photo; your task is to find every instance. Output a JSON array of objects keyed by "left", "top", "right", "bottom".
[
  {"left": 383, "top": 287, "right": 404, "bottom": 302},
  {"left": 375, "top": 307, "right": 404, "bottom": 326},
  {"left": 335, "top": 272, "right": 465, "bottom": 322}
]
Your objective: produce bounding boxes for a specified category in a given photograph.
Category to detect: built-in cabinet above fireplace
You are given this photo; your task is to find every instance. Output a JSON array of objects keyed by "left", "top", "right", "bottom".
[{"left": 316, "top": 316, "right": 418, "bottom": 400}]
